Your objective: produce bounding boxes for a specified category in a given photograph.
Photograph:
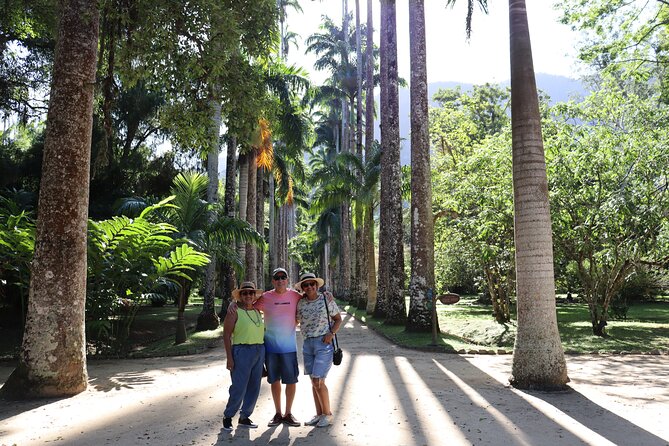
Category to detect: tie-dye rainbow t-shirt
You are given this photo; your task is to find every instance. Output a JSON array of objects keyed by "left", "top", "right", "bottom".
[{"left": 255, "top": 289, "right": 302, "bottom": 353}]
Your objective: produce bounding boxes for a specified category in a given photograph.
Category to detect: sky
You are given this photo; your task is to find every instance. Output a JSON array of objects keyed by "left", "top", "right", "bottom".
[{"left": 286, "top": 1, "right": 581, "bottom": 85}]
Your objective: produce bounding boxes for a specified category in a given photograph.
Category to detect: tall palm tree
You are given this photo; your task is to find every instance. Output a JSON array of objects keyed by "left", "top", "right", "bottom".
[
  {"left": 306, "top": 16, "right": 359, "bottom": 299},
  {"left": 507, "top": 0, "right": 568, "bottom": 390},
  {"left": 376, "top": 0, "right": 405, "bottom": 324},
  {"left": 351, "top": 0, "right": 365, "bottom": 307},
  {"left": 0, "top": 0, "right": 99, "bottom": 398},
  {"left": 406, "top": 0, "right": 434, "bottom": 332}
]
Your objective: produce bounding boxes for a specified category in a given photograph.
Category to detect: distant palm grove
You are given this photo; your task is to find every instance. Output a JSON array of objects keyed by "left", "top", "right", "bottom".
[{"left": 0, "top": 0, "right": 667, "bottom": 397}]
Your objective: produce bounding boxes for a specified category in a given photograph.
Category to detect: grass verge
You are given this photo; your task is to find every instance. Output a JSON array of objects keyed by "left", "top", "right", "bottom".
[{"left": 339, "top": 296, "right": 669, "bottom": 355}]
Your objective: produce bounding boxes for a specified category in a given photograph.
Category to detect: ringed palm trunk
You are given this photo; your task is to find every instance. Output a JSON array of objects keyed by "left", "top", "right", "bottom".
[
  {"left": 339, "top": 202, "right": 351, "bottom": 299},
  {"left": 256, "top": 167, "right": 266, "bottom": 289},
  {"left": 406, "top": 0, "right": 434, "bottom": 333},
  {"left": 237, "top": 152, "right": 249, "bottom": 271},
  {"left": 508, "top": 0, "right": 568, "bottom": 390},
  {"left": 363, "top": 0, "right": 377, "bottom": 314},
  {"left": 374, "top": 0, "right": 389, "bottom": 319},
  {"left": 1, "top": 0, "right": 99, "bottom": 398},
  {"left": 377, "top": 0, "right": 406, "bottom": 325},
  {"left": 245, "top": 149, "right": 258, "bottom": 283},
  {"left": 219, "top": 136, "right": 237, "bottom": 316},
  {"left": 352, "top": 0, "right": 365, "bottom": 309},
  {"left": 197, "top": 98, "right": 222, "bottom": 331}
]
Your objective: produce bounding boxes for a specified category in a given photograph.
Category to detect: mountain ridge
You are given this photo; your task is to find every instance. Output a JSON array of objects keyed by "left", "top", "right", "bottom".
[{"left": 374, "top": 73, "right": 586, "bottom": 164}]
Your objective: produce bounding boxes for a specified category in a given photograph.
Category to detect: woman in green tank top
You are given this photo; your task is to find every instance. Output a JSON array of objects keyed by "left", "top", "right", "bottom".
[{"left": 222, "top": 281, "right": 265, "bottom": 431}]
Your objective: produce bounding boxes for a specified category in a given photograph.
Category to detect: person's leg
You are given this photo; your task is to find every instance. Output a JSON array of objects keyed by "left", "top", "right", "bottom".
[
  {"left": 265, "top": 352, "right": 284, "bottom": 426},
  {"left": 271, "top": 380, "right": 282, "bottom": 414},
  {"left": 313, "top": 378, "right": 331, "bottom": 415},
  {"left": 309, "top": 338, "right": 334, "bottom": 427},
  {"left": 280, "top": 352, "right": 300, "bottom": 425},
  {"left": 284, "top": 383, "right": 296, "bottom": 414},
  {"left": 302, "top": 339, "right": 321, "bottom": 416},
  {"left": 224, "top": 346, "right": 251, "bottom": 419},
  {"left": 311, "top": 377, "right": 324, "bottom": 415},
  {"left": 240, "top": 345, "right": 264, "bottom": 419}
]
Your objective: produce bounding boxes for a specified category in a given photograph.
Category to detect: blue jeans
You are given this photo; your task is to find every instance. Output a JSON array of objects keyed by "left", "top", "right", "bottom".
[{"left": 224, "top": 344, "right": 265, "bottom": 419}]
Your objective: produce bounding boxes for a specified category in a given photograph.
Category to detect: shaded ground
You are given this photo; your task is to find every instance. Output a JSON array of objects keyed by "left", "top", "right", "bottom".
[
  {"left": 1, "top": 311, "right": 668, "bottom": 446},
  {"left": 125, "top": 304, "right": 201, "bottom": 352}
]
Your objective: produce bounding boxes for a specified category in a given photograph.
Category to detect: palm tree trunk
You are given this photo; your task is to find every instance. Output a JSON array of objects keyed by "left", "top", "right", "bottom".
[
  {"left": 256, "top": 168, "right": 266, "bottom": 289},
  {"left": 197, "top": 98, "right": 222, "bottom": 331},
  {"left": 219, "top": 136, "right": 237, "bottom": 316},
  {"left": 246, "top": 149, "right": 258, "bottom": 283},
  {"left": 374, "top": 0, "right": 389, "bottom": 319},
  {"left": 175, "top": 277, "right": 191, "bottom": 344},
  {"left": 1, "top": 0, "right": 98, "bottom": 398},
  {"left": 269, "top": 174, "right": 276, "bottom": 272},
  {"left": 377, "top": 0, "right": 406, "bottom": 325},
  {"left": 406, "top": 0, "right": 434, "bottom": 333},
  {"left": 508, "top": 0, "right": 569, "bottom": 390},
  {"left": 363, "top": 0, "right": 376, "bottom": 313},
  {"left": 340, "top": 202, "right": 351, "bottom": 299},
  {"left": 237, "top": 152, "right": 249, "bottom": 269},
  {"left": 288, "top": 202, "right": 298, "bottom": 281}
]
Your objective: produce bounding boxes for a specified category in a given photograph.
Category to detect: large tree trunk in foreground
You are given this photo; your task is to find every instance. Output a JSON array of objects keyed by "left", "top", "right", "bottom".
[
  {"left": 1, "top": 0, "right": 99, "bottom": 398},
  {"left": 406, "top": 0, "right": 434, "bottom": 333},
  {"left": 508, "top": 0, "right": 569, "bottom": 390}
]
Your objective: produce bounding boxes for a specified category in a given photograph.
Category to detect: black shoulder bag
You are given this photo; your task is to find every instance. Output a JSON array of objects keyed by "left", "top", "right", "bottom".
[{"left": 324, "top": 295, "right": 343, "bottom": 365}]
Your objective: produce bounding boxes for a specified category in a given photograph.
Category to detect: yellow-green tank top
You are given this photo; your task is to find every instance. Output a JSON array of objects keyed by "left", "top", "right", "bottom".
[{"left": 233, "top": 309, "right": 265, "bottom": 345}]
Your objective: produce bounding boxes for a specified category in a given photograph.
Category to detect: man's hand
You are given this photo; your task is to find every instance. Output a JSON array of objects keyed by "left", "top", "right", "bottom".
[{"left": 226, "top": 357, "right": 234, "bottom": 371}]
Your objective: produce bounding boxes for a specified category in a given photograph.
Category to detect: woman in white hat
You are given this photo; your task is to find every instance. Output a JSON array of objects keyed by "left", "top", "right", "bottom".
[
  {"left": 295, "top": 273, "right": 342, "bottom": 428},
  {"left": 222, "top": 281, "right": 264, "bottom": 431}
]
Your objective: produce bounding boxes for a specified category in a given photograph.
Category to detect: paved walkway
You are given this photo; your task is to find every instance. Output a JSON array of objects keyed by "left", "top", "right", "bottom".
[{"left": 1, "top": 311, "right": 668, "bottom": 446}]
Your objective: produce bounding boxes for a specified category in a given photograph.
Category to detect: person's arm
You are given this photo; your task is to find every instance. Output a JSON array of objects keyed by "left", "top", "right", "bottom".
[
  {"left": 323, "top": 301, "right": 342, "bottom": 344},
  {"left": 227, "top": 301, "right": 238, "bottom": 314},
  {"left": 223, "top": 309, "right": 237, "bottom": 371},
  {"left": 254, "top": 294, "right": 265, "bottom": 311}
]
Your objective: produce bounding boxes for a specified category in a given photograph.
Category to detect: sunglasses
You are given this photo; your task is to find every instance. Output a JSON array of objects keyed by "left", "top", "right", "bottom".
[
  {"left": 301, "top": 282, "right": 317, "bottom": 288},
  {"left": 273, "top": 275, "right": 287, "bottom": 280},
  {"left": 240, "top": 290, "right": 256, "bottom": 296}
]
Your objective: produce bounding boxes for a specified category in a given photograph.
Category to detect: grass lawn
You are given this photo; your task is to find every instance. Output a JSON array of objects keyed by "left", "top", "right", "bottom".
[{"left": 340, "top": 296, "right": 669, "bottom": 355}]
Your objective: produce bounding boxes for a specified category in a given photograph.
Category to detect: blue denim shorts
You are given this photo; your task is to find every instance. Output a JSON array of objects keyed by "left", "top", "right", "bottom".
[
  {"left": 265, "top": 351, "right": 299, "bottom": 384},
  {"left": 302, "top": 336, "right": 334, "bottom": 379}
]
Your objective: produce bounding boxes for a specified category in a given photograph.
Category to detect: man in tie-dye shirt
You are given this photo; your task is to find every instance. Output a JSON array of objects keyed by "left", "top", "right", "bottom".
[{"left": 254, "top": 267, "right": 302, "bottom": 427}]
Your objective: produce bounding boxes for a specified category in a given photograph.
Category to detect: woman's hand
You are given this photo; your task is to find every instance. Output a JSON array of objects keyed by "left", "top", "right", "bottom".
[{"left": 323, "top": 332, "right": 335, "bottom": 345}]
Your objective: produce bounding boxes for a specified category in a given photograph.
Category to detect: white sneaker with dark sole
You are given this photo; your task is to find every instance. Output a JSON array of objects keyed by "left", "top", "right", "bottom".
[
  {"left": 317, "top": 414, "right": 333, "bottom": 428},
  {"left": 304, "top": 415, "right": 321, "bottom": 426}
]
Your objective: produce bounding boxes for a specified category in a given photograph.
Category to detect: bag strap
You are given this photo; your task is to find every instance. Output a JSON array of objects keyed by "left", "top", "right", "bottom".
[{"left": 324, "top": 294, "right": 339, "bottom": 349}]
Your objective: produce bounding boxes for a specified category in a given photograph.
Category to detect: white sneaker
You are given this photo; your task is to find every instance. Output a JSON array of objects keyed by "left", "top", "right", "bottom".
[
  {"left": 316, "top": 414, "right": 333, "bottom": 428},
  {"left": 304, "top": 415, "right": 321, "bottom": 426}
]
